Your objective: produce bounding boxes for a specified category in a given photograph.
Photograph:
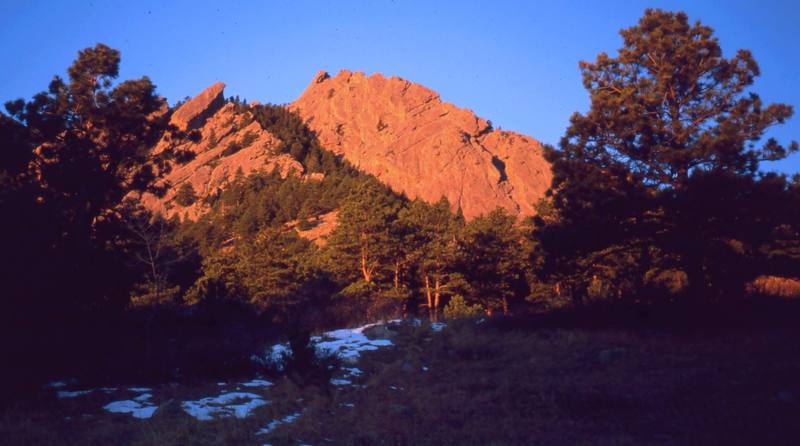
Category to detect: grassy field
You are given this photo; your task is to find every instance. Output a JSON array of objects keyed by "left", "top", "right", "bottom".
[{"left": 2, "top": 304, "right": 800, "bottom": 445}]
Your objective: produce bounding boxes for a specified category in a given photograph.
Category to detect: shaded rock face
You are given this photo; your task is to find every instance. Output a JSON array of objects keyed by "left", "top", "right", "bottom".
[
  {"left": 141, "top": 84, "right": 303, "bottom": 220},
  {"left": 291, "top": 70, "right": 552, "bottom": 219}
]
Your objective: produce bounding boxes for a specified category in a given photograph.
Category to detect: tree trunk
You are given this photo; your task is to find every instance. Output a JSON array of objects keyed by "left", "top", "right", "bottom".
[
  {"left": 424, "top": 275, "right": 433, "bottom": 322},
  {"left": 433, "top": 277, "right": 441, "bottom": 322},
  {"left": 393, "top": 260, "right": 400, "bottom": 289},
  {"left": 360, "top": 251, "right": 372, "bottom": 283},
  {"left": 502, "top": 296, "right": 509, "bottom": 316}
]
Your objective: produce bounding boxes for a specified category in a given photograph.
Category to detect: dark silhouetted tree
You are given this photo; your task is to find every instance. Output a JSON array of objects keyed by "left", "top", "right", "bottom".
[
  {"left": 538, "top": 9, "right": 798, "bottom": 301},
  {"left": 0, "top": 44, "right": 195, "bottom": 392}
]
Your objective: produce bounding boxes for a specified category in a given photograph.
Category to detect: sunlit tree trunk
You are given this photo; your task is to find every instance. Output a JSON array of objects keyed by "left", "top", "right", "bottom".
[
  {"left": 424, "top": 275, "right": 433, "bottom": 321},
  {"left": 433, "top": 277, "right": 441, "bottom": 322},
  {"left": 360, "top": 250, "right": 372, "bottom": 283}
]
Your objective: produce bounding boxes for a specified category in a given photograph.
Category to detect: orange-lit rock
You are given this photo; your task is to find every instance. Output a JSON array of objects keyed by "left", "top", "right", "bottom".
[
  {"left": 290, "top": 70, "right": 551, "bottom": 219},
  {"left": 140, "top": 85, "right": 302, "bottom": 221}
]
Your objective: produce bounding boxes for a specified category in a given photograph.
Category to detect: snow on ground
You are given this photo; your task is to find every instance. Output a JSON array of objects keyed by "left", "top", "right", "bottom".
[
  {"left": 182, "top": 392, "right": 269, "bottom": 421},
  {"left": 103, "top": 388, "right": 159, "bottom": 418},
  {"left": 53, "top": 320, "right": 446, "bottom": 423},
  {"left": 254, "top": 321, "right": 397, "bottom": 370},
  {"left": 57, "top": 389, "right": 93, "bottom": 399},
  {"left": 256, "top": 411, "right": 304, "bottom": 435},
  {"left": 342, "top": 367, "right": 362, "bottom": 376},
  {"left": 313, "top": 327, "right": 393, "bottom": 360},
  {"left": 240, "top": 379, "right": 273, "bottom": 388},
  {"left": 133, "top": 393, "right": 152, "bottom": 402},
  {"left": 103, "top": 399, "right": 158, "bottom": 419}
]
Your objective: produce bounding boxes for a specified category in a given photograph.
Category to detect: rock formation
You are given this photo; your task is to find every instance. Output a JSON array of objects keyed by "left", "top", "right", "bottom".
[
  {"left": 290, "top": 70, "right": 551, "bottom": 219},
  {"left": 142, "top": 71, "right": 552, "bottom": 223},
  {"left": 140, "top": 84, "right": 303, "bottom": 220}
]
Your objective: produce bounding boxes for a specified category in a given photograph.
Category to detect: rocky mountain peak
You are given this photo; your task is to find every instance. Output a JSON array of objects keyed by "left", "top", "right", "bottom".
[
  {"left": 170, "top": 81, "right": 226, "bottom": 131},
  {"left": 290, "top": 70, "right": 551, "bottom": 219},
  {"left": 140, "top": 83, "right": 303, "bottom": 221}
]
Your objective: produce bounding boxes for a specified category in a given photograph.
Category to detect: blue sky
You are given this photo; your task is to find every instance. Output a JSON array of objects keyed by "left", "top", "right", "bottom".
[{"left": 2, "top": 0, "right": 798, "bottom": 172}]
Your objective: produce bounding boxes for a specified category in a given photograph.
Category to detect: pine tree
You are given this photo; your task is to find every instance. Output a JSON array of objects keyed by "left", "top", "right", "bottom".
[
  {"left": 399, "top": 197, "right": 461, "bottom": 320},
  {"left": 458, "top": 208, "right": 527, "bottom": 315},
  {"left": 324, "top": 179, "right": 403, "bottom": 286},
  {"left": 0, "top": 43, "right": 196, "bottom": 391},
  {"left": 540, "top": 10, "right": 798, "bottom": 301},
  {"left": 175, "top": 182, "right": 198, "bottom": 207}
]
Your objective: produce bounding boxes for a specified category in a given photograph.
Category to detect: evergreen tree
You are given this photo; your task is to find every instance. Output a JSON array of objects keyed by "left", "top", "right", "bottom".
[
  {"left": 458, "top": 208, "right": 527, "bottom": 315},
  {"left": 324, "top": 179, "right": 404, "bottom": 286},
  {"left": 175, "top": 182, "right": 198, "bottom": 207},
  {"left": 0, "top": 43, "right": 195, "bottom": 391},
  {"left": 539, "top": 10, "right": 798, "bottom": 301},
  {"left": 186, "top": 228, "right": 317, "bottom": 319},
  {"left": 399, "top": 197, "right": 461, "bottom": 320}
]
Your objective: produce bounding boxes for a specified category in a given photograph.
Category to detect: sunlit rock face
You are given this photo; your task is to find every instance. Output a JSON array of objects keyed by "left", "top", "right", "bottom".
[
  {"left": 141, "top": 83, "right": 303, "bottom": 221},
  {"left": 142, "top": 71, "right": 552, "bottom": 222},
  {"left": 290, "top": 70, "right": 552, "bottom": 219}
]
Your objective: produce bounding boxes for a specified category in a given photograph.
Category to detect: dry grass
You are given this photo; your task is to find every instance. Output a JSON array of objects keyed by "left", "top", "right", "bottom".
[{"left": 3, "top": 313, "right": 800, "bottom": 445}]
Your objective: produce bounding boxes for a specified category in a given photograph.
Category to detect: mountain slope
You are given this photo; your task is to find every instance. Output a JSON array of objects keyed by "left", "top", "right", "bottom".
[
  {"left": 141, "top": 83, "right": 303, "bottom": 220},
  {"left": 291, "top": 70, "right": 552, "bottom": 219},
  {"left": 142, "top": 71, "right": 552, "bottom": 222}
]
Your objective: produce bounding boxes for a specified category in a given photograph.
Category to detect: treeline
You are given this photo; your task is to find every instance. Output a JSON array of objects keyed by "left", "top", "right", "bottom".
[{"left": 177, "top": 178, "right": 531, "bottom": 325}]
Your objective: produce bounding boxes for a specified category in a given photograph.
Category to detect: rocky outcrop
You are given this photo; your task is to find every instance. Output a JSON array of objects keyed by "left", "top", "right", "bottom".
[
  {"left": 290, "top": 70, "right": 551, "bottom": 219},
  {"left": 141, "top": 84, "right": 303, "bottom": 220},
  {"left": 143, "top": 72, "right": 551, "bottom": 222},
  {"left": 284, "top": 210, "right": 339, "bottom": 246},
  {"left": 170, "top": 82, "right": 226, "bottom": 131}
]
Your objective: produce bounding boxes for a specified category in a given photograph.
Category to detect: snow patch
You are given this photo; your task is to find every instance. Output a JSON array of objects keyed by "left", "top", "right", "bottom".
[
  {"left": 330, "top": 378, "right": 351, "bottom": 386},
  {"left": 240, "top": 379, "right": 273, "bottom": 388},
  {"left": 343, "top": 367, "right": 362, "bottom": 376},
  {"left": 313, "top": 326, "right": 393, "bottom": 359},
  {"left": 104, "top": 400, "right": 158, "bottom": 419},
  {"left": 182, "top": 392, "right": 269, "bottom": 420},
  {"left": 57, "top": 389, "right": 93, "bottom": 398},
  {"left": 254, "top": 321, "right": 395, "bottom": 369},
  {"left": 133, "top": 393, "right": 152, "bottom": 402},
  {"left": 431, "top": 322, "right": 446, "bottom": 332},
  {"left": 256, "top": 411, "right": 303, "bottom": 435}
]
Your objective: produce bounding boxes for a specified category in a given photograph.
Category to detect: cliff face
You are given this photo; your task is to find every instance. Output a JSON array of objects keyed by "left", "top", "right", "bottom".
[
  {"left": 143, "top": 71, "right": 551, "bottom": 222},
  {"left": 290, "top": 70, "right": 551, "bottom": 219},
  {"left": 141, "top": 84, "right": 303, "bottom": 220}
]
